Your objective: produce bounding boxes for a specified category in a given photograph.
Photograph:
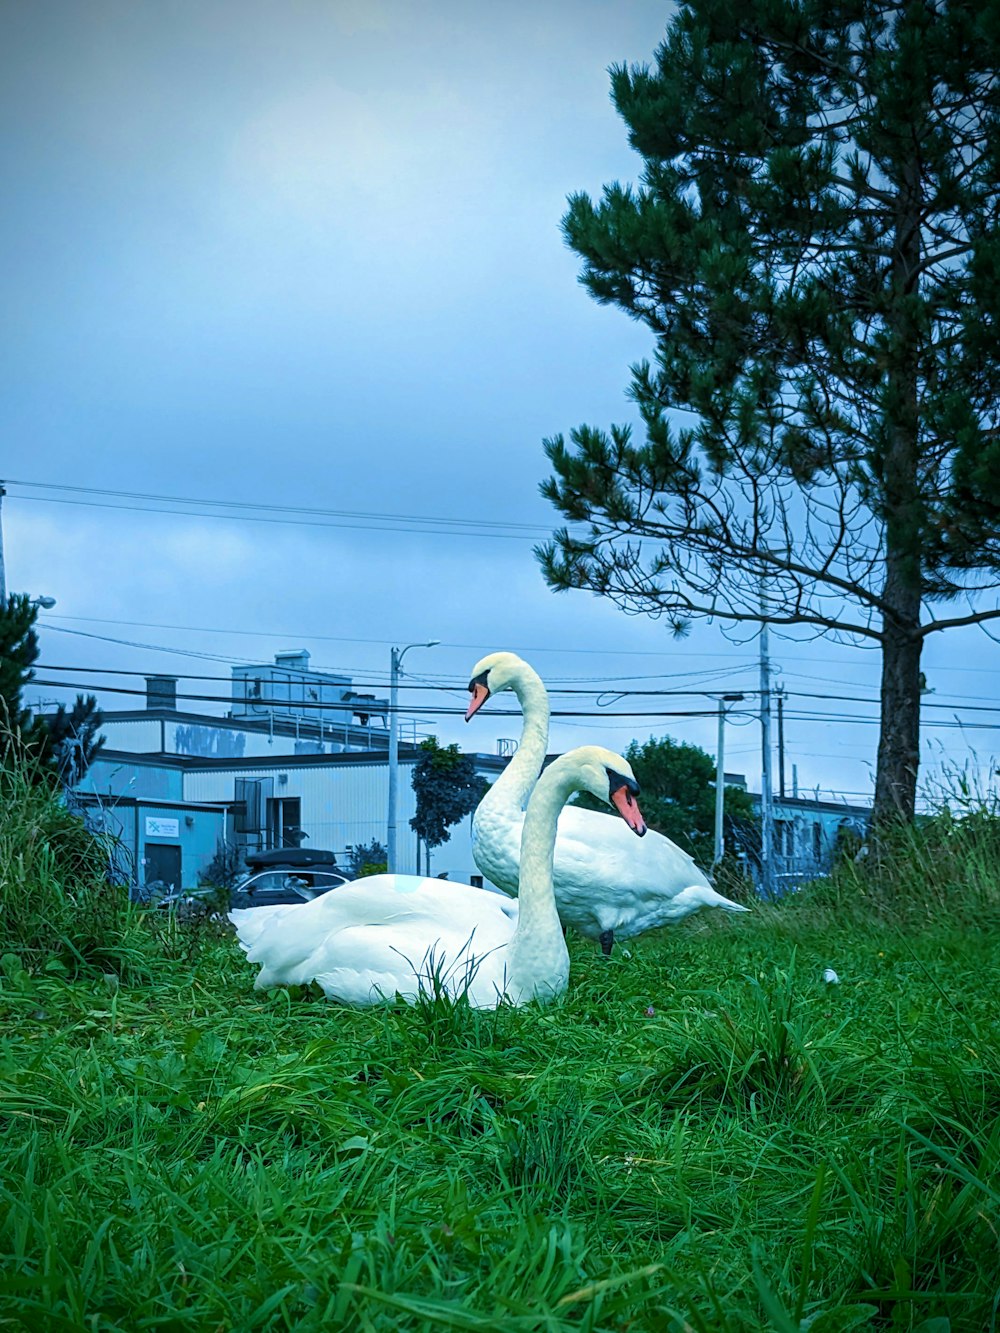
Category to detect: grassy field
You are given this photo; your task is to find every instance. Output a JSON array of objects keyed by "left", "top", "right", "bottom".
[{"left": 1, "top": 782, "right": 999, "bottom": 1330}]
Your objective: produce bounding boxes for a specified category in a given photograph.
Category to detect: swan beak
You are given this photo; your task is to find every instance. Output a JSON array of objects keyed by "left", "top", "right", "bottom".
[
  {"left": 465, "top": 683, "right": 490, "bottom": 721},
  {"left": 612, "top": 787, "right": 647, "bottom": 837}
]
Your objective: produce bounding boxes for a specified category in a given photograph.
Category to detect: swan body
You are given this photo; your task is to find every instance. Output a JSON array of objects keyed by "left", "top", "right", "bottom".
[
  {"left": 230, "top": 745, "right": 646, "bottom": 1009},
  {"left": 466, "top": 652, "right": 749, "bottom": 946}
]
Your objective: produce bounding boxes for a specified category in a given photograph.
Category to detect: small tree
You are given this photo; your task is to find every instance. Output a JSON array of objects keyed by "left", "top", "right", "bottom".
[
  {"left": 410, "top": 738, "right": 488, "bottom": 852},
  {"left": 573, "top": 734, "right": 757, "bottom": 863},
  {"left": 198, "top": 840, "right": 245, "bottom": 890},
  {"left": 0, "top": 593, "right": 40, "bottom": 754},
  {"left": 0, "top": 593, "right": 104, "bottom": 783},
  {"left": 345, "top": 840, "right": 388, "bottom": 878},
  {"left": 40, "top": 694, "right": 105, "bottom": 787}
]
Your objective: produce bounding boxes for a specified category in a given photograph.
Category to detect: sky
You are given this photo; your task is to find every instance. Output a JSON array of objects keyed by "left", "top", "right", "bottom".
[{"left": 3, "top": 0, "right": 999, "bottom": 810}]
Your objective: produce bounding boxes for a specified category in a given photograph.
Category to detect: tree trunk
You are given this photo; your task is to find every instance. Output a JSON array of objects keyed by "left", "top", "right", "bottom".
[
  {"left": 872, "top": 155, "right": 924, "bottom": 828},
  {"left": 873, "top": 607, "right": 922, "bottom": 825}
]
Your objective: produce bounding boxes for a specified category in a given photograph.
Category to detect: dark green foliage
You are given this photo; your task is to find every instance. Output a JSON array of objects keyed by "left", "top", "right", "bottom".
[
  {"left": 198, "top": 840, "right": 244, "bottom": 890},
  {"left": 410, "top": 737, "right": 488, "bottom": 850},
  {"left": 574, "top": 733, "right": 757, "bottom": 863},
  {"left": 346, "top": 839, "right": 388, "bottom": 877},
  {"left": 0, "top": 593, "right": 104, "bottom": 784},
  {"left": 539, "top": 0, "right": 1000, "bottom": 826},
  {"left": 0, "top": 593, "right": 40, "bottom": 753},
  {"left": 0, "top": 751, "right": 138, "bottom": 973},
  {"left": 37, "top": 693, "right": 105, "bottom": 786}
]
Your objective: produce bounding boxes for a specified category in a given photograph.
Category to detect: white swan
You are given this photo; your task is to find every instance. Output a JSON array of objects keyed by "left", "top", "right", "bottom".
[
  {"left": 229, "top": 745, "right": 647, "bottom": 1009},
  {"left": 466, "top": 652, "right": 749, "bottom": 953}
]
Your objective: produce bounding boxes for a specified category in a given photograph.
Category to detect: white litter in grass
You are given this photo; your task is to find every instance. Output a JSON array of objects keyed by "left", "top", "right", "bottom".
[{"left": 823, "top": 968, "right": 841, "bottom": 985}]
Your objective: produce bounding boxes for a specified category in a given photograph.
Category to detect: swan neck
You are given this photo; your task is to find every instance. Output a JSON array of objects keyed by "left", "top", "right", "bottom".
[
  {"left": 512, "top": 758, "right": 572, "bottom": 940},
  {"left": 488, "top": 664, "right": 549, "bottom": 809}
]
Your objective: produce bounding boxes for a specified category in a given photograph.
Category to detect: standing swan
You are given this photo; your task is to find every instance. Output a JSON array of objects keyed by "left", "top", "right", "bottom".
[
  {"left": 229, "top": 746, "right": 647, "bottom": 1009},
  {"left": 466, "top": 652, "right": 748, "bottom": 954}
]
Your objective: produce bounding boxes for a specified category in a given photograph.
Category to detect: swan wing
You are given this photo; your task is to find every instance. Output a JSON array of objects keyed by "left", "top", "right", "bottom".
[
  {"left": 473, "top": 798, "right": 716, "bottom": 938},
  {"left": 230, "top": 875, "right": 517, "bottom": 1006}
]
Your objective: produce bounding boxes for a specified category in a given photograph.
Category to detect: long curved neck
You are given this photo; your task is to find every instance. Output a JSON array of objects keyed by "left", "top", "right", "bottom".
[
  {"left": 482, "top": 663, "right": 549, "bottom": 814},
  {"left": 507, "top": 757, "right": 576, "bottom": 982}
]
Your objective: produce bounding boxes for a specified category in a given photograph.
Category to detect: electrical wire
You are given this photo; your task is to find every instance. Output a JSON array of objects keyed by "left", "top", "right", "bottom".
[
  {"left": 34, "top": 661, "right": 1000, "bottom": 714},
  {"left": 5, "top": 480, "right": 548, "bottom": 541},
  {"left": 27, "top": 677, "right": 730, "bottom": 719},
  {"left": 35, "top": 661, "right": 763, "bottom": 699}
]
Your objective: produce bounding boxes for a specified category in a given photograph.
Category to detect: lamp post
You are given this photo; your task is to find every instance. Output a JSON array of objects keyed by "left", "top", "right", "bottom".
[
  {"left": 714, "top": 693, "right": 745, "bottom": 865},
  {"left": 387, "top": 639, "right": 439, "bottom": 873},
  {"left": 31, "top": 596, "right": 57, "bottom": 609}
]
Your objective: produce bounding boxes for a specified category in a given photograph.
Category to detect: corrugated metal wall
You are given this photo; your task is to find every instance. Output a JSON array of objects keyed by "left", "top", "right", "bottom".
[
  {"left": 183, "top": 760, "right": 478, "bottom": 880},
  {"left": 100, "top": 719, "right": 163, "bottom": 754},
  {"left": 80, "top": 756, "right": 183, "bottom": 801}
]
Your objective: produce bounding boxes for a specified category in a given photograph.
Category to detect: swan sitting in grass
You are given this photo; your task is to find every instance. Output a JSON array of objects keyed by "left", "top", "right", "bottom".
[
  {"left": 229, "top": 745, "right": 647, "bottom": 1009},
  {"left": 466, "top": 652, "right": 749, "bottom": 954}
]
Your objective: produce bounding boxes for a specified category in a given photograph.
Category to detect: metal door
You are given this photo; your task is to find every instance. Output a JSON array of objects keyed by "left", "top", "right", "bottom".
[{"left": 145, "top": 843, "right": 182, "bottom": 890}]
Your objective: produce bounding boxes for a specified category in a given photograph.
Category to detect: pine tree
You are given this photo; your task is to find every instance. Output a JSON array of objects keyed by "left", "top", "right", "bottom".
[
  {"left": 0, "top": 593, "right": 104, "bottom": 782},
  {"left": 41, "top": 694, "right": 105, "bottom": 786},
  {"left": 0, "top": 593, "right": 41, "bottom": 756},
  {"left": 538, "top": 0, "right": 1000, "bottom": 826}
]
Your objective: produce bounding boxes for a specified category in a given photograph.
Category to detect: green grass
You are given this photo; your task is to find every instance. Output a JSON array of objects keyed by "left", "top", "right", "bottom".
[
  {"left": 2, "top": 903, "right": 999, "bottom": 1332},
  {"left": 2, "top": 785, "right": 1000, "bottom": 1330}
]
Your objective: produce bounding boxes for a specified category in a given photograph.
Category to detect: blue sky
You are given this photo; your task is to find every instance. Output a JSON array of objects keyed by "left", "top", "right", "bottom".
[{"left": 3, "top": 0, "right": 999, "bottom": 808}]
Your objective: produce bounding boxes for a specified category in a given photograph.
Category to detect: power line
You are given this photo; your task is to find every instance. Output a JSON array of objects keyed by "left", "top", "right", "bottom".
[
  {"left": 9, "top": 494, "right": 537, "bottom": 541},
  {"left": 6, "top": 478, "right": 550, "bottom": 532},
  {"left": 34, "top": 660, "right": 1000, "bottom": 714},
  {"left": 5, "top": 481, "right": 549, "bottom": 541},
  {"left": 36, "top": 612, "right": 764, "bottom": 660},
  {"left": 31, "top": 670, "right": 1000, "bottom": 734},
  {"left": 34, "top": 661, "right": 763, "bottom": 698},
  {"left": 28, "top": 677, "right": 730, "bottom": 719}
]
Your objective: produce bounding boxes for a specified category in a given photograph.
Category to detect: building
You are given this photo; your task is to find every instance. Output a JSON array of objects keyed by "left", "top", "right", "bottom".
[
  {"left": 66, "top": 652, "right": 504, "bottom": 894},
  {"left": 63, "top": 652, "right": 870, "bottom": 896},
  {"left": 106, "top": 651, "right": 394, "bottom": 760},
  {"left": 724, "top": 771, "right": 871, "bottom": 888}
]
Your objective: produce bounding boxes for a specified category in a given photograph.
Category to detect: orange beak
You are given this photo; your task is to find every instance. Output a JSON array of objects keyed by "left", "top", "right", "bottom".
[
  {"left": 465, "top": 683, "right": 490, "bottom": 722},
  {"left": 612, "top": 786, "right": 647, "bottom": 836}
]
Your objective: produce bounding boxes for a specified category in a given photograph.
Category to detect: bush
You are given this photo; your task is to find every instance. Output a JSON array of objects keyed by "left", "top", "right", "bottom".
[
  {"left": 0, "top": 749, "right": 141, "bottom": 974},
  {"left": 198, "top": 840, "right": 244, "bottom": 892},
  {"left": 790, "top": 803, "right": 1000, "bottom": 928},
  {"left": 346, "top": 840, "right": 388, "bottom": 878}
]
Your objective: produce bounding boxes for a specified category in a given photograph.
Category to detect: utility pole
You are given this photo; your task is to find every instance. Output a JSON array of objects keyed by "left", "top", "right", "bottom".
[
  {"left": 759, "top": 613, "right": 774, "bottom": 899},
  {"left": 776, "top": 687, "right": 786, "bottom": 800},
  {"left": 0, "top": 481, "right": 7, "bottom": 605},
  {"left": 714, "top": 693, "right": 744, "bottom": 865},
  {"left": 387, "top": 639, "right": 439, "bottom": 874}
]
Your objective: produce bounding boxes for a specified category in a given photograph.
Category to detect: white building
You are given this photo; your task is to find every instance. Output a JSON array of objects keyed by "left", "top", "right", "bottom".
[{"left": 68, "top": 652, "right": 505, "bottom": 892}]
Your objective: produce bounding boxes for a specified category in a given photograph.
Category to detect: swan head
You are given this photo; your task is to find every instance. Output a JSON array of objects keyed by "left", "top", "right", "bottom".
[
  {"left": 465, "top": 651, "right": 529, "bottom": 721},
  {"left": 555, "top": 745, "right": 648, "bottom": 837}
]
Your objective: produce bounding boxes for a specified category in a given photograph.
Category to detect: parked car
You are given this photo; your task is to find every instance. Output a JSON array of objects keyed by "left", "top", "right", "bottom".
[{"left": 230, "top": 848, "right": 350, "bottom": 909}]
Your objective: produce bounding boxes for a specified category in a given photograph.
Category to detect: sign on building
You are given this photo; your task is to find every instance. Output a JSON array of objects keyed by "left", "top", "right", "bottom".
[{"left": 145, "top": 816, "right": 180, "bottom": 838}]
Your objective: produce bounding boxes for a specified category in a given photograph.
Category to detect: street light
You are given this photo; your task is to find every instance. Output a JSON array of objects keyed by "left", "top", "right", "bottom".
[
  {"left": 714, "top": 693, "right": 745, "bottom": 866},
  {"left": 387, "top": 639, "right": 440, "bottom": 872},
  {"left": 31, "top": 595, "right": 57, "bottom": 610}
]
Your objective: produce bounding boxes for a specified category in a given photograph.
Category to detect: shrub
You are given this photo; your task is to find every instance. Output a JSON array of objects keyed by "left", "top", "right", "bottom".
[
  {"left": 0, "top": 747, "right": 140, "bottom": 973},
  {"left": 346, "top": 840, "right": 388, "bottom": 878}
]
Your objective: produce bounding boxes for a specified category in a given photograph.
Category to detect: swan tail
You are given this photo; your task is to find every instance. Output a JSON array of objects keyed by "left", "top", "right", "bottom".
[
  {"left": 702, "top": 886, "right": 751, "bottom": 913},
  {"left": 229, "top": 905, "right": 290, "bottom": 952},
  {"left": 670, "top": 883, "right": 751, "bottom": 914}
]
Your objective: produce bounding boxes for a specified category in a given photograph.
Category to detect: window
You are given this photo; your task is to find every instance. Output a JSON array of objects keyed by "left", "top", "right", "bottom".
[{"left": 775, "top": 820, "right": 793, "bottom": 857}]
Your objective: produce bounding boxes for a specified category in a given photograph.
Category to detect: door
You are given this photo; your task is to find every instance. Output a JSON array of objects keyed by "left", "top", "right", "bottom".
[
  {"left": 266, "top": 796, "right": 303, "bottom": 849},
  {"left": 145, "top": 843, "right": 182, "bottom": 891}
]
